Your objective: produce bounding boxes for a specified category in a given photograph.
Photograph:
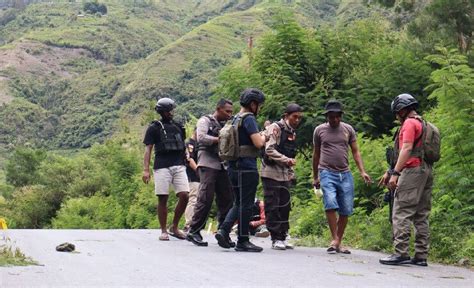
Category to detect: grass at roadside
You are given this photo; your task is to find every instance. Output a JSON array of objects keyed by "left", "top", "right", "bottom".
[{"left": 0, "top": 238, "right": 38, "bottom": 267}]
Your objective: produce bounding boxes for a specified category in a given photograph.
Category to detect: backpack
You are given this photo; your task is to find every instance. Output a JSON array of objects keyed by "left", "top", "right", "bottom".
[
  {"left": 394, "top": 117, "right": 441, "bottom": 165},
  {"left": 218, "top": 112, "right": 253, "bottom": 161},
  {"left": 420, "top": 120, "right": 441, "bottom": 165}
]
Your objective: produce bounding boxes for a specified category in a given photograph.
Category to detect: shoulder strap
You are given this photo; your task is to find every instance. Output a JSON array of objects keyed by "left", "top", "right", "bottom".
[
  {"left": 406, "top": 116, "right": 424, "bottom": 148},
  {"left": 153, "top": 120, "right": 167, "bottom": 135},
  {"left": 205, "top": 114, "right": 222, "bottom": 128},
  {"left": 237, "top": 112, "right": 253, "bottom": 127},
  {"left": 276, "top": 121, "right": 285, "bottom": 130}
]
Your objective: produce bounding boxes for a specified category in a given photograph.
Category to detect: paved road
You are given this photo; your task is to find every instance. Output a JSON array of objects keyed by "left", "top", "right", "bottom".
[{"left": 0, "top": 230, "right": 472, "bottom": 287}]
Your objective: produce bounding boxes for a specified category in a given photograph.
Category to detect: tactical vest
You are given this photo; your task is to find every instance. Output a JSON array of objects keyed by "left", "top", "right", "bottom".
[
  {"left": 237, "top": 113, "right": 261, "bottom": 158},
  {"left": 392, "top": 116, "right": 423, "bottom": 165},
  {"left": 198, "top": 115, "right": 222, "bottom": 153},
  {"left": 152, "top": 120, "right": 185, "bottom": 153},
  {"left": 263, "top": 121, "right": 297, "bottom": 165}
]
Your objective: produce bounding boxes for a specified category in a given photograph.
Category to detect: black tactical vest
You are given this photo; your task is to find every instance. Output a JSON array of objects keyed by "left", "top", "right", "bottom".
[
  {"left": 264, "top": 121, "right": 297, "bottom": 165},
  {"left": 263, "top": 122, "right": 297, "bottom": 165},
  {"left": 198, "top": 115, "right": 222, "bottom": 153},
  {"left": 153, "top": 120, "right": 185, "bottom": 153}
]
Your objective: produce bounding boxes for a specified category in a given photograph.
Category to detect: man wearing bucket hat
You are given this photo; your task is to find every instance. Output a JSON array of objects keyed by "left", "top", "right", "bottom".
[{"left": 312, "top": 100, "right": 372, "bottom": 254}]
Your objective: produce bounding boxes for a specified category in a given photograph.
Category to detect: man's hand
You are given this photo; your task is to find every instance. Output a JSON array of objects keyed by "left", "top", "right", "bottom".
[
  {"left": 388, "top": 175, "right": 399, "bottom": 191},
  {"left": 313, "top": 177, "right": 320, "bottom": 189},
  {"left": 287, "top": 158, "right": 296, "bottom": 167},
  {"left": 378, "top": 171, "right": 390, "bottom": 187},
  {"left": 142, "top": 170, "right": 151, "bottom": 184},
  {"left": 361, "top": 172, "right": 372, "bottom": 185}
]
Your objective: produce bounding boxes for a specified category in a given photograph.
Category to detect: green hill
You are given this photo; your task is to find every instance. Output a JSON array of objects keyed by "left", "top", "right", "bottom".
[{"left": 0, "top": 0, "right": 423, "bottom": 151}]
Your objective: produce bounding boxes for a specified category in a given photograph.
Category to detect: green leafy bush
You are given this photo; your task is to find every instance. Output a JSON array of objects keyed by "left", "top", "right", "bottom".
[
  {"left": 52, "top": 195, "right": 125, "bottom": 229},
  {"left": 83, "top": 1, "right": 107, "bottom": 15}
]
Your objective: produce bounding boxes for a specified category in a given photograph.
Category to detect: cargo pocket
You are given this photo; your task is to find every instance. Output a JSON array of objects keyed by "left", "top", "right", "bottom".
[{"left": 395, "top": 184, "right": 418, "bottom": 207}]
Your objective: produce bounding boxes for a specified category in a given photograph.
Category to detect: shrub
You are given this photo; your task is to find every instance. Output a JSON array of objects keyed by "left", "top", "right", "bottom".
[{"left": 52, "top": 195, "right": 125, "bottom": 229}]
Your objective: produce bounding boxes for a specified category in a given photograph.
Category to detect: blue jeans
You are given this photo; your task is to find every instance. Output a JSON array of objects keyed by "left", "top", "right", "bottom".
[
  {"left": 220, "top": 168, "right": 259, "bottom": 243},
  {"left": 320, "top": 169, "right": 354, "bottom": 216}
]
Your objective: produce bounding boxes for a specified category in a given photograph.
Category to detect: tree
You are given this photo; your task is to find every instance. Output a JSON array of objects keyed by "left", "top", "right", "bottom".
[
  {"left": 343, "top": 46, "right": 432, "bottom": 136},
  {"left": 429, "top": 0, "right": 473, "bottom": 53},
  {"left": 409, "top": 0, "right": 473, "bottom": 53},
  {"left": 5, "top": 148, "right": 46, "bottom": 187}
]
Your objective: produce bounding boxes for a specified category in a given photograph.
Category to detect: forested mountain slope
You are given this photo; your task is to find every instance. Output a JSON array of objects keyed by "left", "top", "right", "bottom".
[{"left": 0, "top": 0, "right": 407, "bottom": 150}]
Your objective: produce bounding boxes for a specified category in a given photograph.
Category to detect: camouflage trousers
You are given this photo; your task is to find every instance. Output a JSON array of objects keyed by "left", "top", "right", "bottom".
[{"left": 392, "top": 163, "right": 433, "bottom": 259}]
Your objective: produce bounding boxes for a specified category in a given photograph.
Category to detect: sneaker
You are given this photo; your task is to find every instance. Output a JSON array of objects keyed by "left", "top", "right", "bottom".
[
  {"left": 272, "top": 240, "right": 286, "bottom": 250},
  {"left": 235, "top": 240, "right": 263, "bottom": 252},
  {"left": 255, "top": 227, "right": 270, "bottom": 238},
  {"left": 379, "top": 254, "right": 411, "bottom": 265},
  {"left": 215, "top": 229, "right": 231, "bottom": 249},
  {"left": 411, "top": 258, "right": 428, "bottom": 267},
  {"left": 283, "top": 240, "right": 294, "bottom": 249}
]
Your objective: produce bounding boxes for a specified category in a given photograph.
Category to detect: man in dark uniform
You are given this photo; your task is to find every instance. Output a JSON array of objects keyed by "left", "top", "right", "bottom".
[
  {"left": 215, "top": 88, "right": 268, "bottom": 252},
  {"left": 142, "top": 97, "right": 189, "bottom": 241},
  {"left": 187, "top": 99, "right": 234, "bottom": 247}
]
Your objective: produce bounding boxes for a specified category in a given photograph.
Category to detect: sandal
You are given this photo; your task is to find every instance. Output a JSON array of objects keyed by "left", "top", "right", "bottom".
[
  {"left": 168, "top": 230, "right": 186, "bottom": 240},
  {"left": 327, "top": 245, "right": 338, "bottom": 254},
  {"left": 159, "top": 233, "right": 170, "bottom": 241},
  {"left": 337, "top": 247, "right": 351, "bottom": 254}
]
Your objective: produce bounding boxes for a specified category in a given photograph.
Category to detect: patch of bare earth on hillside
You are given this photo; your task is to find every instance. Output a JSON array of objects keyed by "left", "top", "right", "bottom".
[
  {"left": 0, "top": 76, "right": 12, "bottom": 105},
  {"left": 0, "top": 40, "right": 97, "bottom": 104}
]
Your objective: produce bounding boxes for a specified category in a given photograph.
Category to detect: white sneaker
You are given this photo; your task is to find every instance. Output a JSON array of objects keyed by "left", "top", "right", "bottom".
[
  {"left": 255, "top": 227, "right": 270, "bottom": 238},
  {"left": 272, "top": 240, "right": 286, "bottom": 250},
  {"left": 283, "top": 240, "right": 294, "bottom": 249}
]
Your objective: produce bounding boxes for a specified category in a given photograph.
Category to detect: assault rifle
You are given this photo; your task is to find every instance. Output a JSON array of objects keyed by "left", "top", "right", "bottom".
[{"left": 384, "top": 146, "right": 396, "bottom": 224}]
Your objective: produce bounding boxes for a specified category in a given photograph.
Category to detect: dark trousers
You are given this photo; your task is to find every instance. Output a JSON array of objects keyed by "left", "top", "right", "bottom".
[
  {"left": 190, "top": 167, "right": 233, "bottom": 232},
  {"left": 262, "top": 177, "right": 291, "bottom": 241},
  {"left": 220, "top": 168, "right": 259, "bottom": 242}
]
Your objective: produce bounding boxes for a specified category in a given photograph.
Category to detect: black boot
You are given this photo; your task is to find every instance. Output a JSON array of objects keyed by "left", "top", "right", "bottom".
[
  {"left": 235, "top": 240, "right": 263, "bottom": 252},
  {"left": 379, "top": 254, "right": 411, "bottom": 265},
  {"left": 215, "top": 229, "right": 231, "bottom": 249},
  {"left": 186, "top": 232, "right": 208, "bottom": 247}
]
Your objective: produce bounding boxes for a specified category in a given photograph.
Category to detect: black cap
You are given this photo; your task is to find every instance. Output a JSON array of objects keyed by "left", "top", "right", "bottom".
[
  {"left": 324, "top": 100, "right": 343, "bottom": 114},
  {"left": 284, "top": 103, "right": 303, "bottom": 114}
]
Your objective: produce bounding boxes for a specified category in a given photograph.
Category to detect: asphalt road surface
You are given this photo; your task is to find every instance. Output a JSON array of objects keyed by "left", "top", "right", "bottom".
[{"left": 1, "top": 230, "right": 472, "bottom": 287}]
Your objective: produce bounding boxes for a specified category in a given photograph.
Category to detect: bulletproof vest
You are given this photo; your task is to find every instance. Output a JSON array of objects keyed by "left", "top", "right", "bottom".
[
  {"left": 277, "top": 122, "right": 297, "bottom": 159},
  {"left": 198, "top": 115, "right": 222, "bottom": 153},
  {"left": 152, "top": 120, "right": 185, "bottom": 153},
  {"left": 237, "top": 114, "right": 261, "bottom": 158},
  {"left": 264, "top": 121, "right": 297, "bottom": 165}
]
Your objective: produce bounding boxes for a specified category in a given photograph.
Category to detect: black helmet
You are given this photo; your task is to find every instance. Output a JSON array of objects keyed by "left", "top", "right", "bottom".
[
  {"left": 155, "top": 97, "right": 176, "bottom": 113},
  {"left": 239, "top": 88, "right": 265, "bottom": 106},
  {"left": 391, "top": 93, "right": 418, "bottom": 114}
]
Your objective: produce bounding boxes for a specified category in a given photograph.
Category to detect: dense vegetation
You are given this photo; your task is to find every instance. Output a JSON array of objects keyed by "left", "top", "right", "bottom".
[{"left": 0, "top": 0, "right": 472, "bottom": 265}]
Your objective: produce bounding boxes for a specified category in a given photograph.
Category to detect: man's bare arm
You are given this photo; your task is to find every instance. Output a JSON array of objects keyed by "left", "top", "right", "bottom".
[{"left": 142, "top": 145, "right": 153, "bottom": 184}]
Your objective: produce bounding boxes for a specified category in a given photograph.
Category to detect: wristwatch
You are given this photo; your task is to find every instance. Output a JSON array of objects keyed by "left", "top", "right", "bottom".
[{"left": 389, "top": 169, "right": 401, "bottom": 176}]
